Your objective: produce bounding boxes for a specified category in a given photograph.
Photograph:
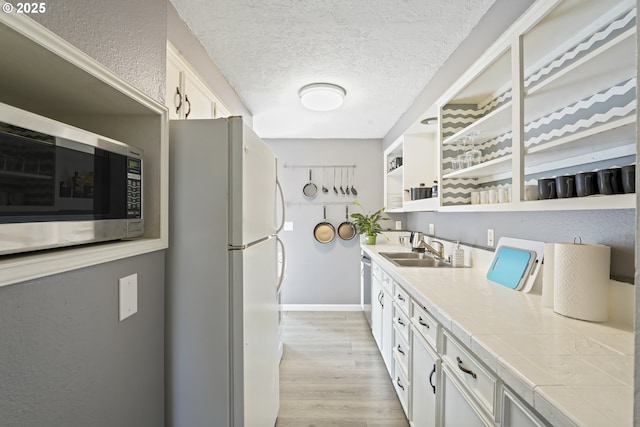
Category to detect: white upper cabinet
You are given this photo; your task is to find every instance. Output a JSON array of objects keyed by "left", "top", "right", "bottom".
[
  {"left": 166, "top": 42, "right": 232, "bottom": 120},
  {"left": 436, "top": 0, "right": 636, "bottom": 212}
]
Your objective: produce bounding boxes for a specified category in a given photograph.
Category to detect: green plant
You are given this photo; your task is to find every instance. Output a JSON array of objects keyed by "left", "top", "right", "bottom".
[{"left": 349, "top": 201, "right": 389, "bottom": 237}]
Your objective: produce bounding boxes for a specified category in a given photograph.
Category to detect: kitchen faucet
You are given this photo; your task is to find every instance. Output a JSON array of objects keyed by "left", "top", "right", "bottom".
[{"left": 409, "top": 232, "right": 445, "bottom": 260}]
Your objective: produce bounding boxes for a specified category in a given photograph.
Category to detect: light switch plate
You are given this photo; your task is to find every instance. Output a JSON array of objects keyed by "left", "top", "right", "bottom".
[
  {"left": 428, "top": 224, "right": 435, "bottom": 235},
  {"left": 119, "top": 273, "right": 138, "bottom": 321},
  {"left": 284, "top": 221, "right": 294, "bottom": 231}
]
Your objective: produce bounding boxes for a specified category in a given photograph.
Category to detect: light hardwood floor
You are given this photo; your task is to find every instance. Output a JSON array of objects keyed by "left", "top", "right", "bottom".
[{"left": 276, "top": 311, "right": 410, "bottom": 427}]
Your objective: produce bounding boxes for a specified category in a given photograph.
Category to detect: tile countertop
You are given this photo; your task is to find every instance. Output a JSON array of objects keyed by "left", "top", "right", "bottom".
[{"left": 362, "top": 242, "right": 634, "bottom": 427}]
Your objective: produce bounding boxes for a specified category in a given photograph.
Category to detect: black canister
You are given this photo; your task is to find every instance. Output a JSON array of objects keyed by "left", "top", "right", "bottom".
[
  {"left": 622, "top": 164, "right": 635, "bottom": 194},
  {"left": 555, "top": 175, "right": 575, "bottom": 198},
  {"left": 597, "top": 168, "right": 624, "bottom": 195},
  {"left": 537, "top": 178, "right": 556, "bottom": 199},
  {"left": 410, "top": 183, "right": 432, "bottom": 200},
  {"left": 575, "top": 171, "right": 598, "bottom": 197}
]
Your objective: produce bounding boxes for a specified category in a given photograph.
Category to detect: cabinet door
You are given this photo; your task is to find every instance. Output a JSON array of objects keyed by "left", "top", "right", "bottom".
[
  {"left": 441, "top": 366, "right": 493, "bottom": 427},
  {"left": 183, "top": 70, "right": 215, "bottom": 120},
  {"left": 166, "top": 50, "right": 184, "bottom": 120},
  {"left": 411, "top": 331, "right": 438, "bottom": 427},
  {"left": 381, "top": 288, "right": 394, "bottom": 376},
  {"left": 371, "top": 276, "right": 383, "bottom": 353}
]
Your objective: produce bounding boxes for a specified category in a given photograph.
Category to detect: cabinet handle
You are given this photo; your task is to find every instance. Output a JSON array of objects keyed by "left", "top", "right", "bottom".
[
  {"left": 456, "top": 356, "right": 477, "bottom": 379},
  {"left": 429, "top": 364, "right": 436, "bottom": 394},
  {"left": 379, "top": 292, "right": 384, "bottom": 308},
  {"left": 397, "top": 344, "right": 405, "bottom": 355},
  {"left": 174, "top": 87, "right": 183, "bottom": 113},
  {"left": 397, "top": 318, "right": 405, "bottom": 327},
  {"left": 396, "top": 377, "right": 405, "bottom": 391},
  {"left": 184, "top": 94, "right": 192, "bottom": 118},
  {"left": 418, "top": 316, "right": 430, "bottom": 329},
  {"left": 397, "top": 294, "right": 405, "bottom": 302}
]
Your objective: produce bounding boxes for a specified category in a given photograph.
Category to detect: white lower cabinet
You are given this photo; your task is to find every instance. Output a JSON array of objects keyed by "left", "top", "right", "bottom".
[
  {"left": 381, "top": 286, "right": 394, "bottom": 376},
  {"left": 371, "top": 273, "right": 383, "bottom": 352},
  {"left": 441, "top": 364, "right": 495, "bottom": 427},
  {"left": 370, "top": 264, "right": 393, "bottom": 377},
  {"left": 411, "top": 328, "right": 439, "bottom": 427},
  {"left": 501, "top": 388, "right": 546, "bottom": 427}
]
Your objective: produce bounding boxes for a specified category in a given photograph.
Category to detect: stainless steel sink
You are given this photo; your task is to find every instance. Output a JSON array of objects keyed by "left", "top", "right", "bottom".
[
  {"left": 379, "top": 252, "right": 452, "bottom": 268},
  {"left": 392, "top": 258, "right": 452, "bottom": 268},
  {"left": 378, "top": 252, "right": 425, "bottom": 259}
]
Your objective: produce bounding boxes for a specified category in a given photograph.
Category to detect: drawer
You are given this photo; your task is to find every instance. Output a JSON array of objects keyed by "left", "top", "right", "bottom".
[
  {"left": 393, "top": 303, "right": 411, "bottom": 343},
  {"left": 411, "top": 301, "right": 439, "bottom": 351},
  {"left": 393, "top": 283, "right": 410, "bottom": 315},
  {"left": 393, "top": 358, "right": 410, "bottom": 418},
  {"left": 442, "top": 330, "right": 497, "bottom": 418},
  {"left": 393, "top": 325, "right": 410, "bottom": 376}
]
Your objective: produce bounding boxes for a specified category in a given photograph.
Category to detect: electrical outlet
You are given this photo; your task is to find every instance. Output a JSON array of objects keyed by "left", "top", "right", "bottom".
[
  {"left": 487, "top": 229, "right": 495, "bottom": 247},
  {"left": 284, "top": 221, "right": 294, "bottom": 231},
  {"left": 428, "top": 224, "right": 435, "bottom": 235}
]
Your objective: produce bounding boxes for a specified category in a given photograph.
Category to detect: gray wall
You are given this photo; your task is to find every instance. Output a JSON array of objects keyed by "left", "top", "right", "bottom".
[
  {"left": 266, "top": 138, "right": 404, "bottom": 305},
  {"left": 1, "top": 1, "right": 168, "bottom": 425},
  {"left": 407, "top": 209, "right": 635, "bottom": 282},
  {"left": 0, "top": 253, "right": 165, "bottom": 427},
  {"left": 32, "top": 0, "right": 166, "bottom": 103}
]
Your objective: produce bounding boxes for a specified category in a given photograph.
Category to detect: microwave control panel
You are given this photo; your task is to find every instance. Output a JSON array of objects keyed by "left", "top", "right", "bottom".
[{"left": 126, "top": 157, "right": 142, "bottom": 219}]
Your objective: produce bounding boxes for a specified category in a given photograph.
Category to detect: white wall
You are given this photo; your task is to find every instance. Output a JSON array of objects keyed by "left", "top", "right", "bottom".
[{"left": 266, "top": 139, "right": 404, "bottom": 306}]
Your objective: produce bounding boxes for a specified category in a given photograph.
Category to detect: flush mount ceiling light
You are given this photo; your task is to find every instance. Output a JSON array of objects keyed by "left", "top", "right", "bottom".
[
  {"left": 420, "top": 117, "right": 438, "bottom": 125},
  {"left": 299, "top": 83, "right": 346, "bottom": 112}
]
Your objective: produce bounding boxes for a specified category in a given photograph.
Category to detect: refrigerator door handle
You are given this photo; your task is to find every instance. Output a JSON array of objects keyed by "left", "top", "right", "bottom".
[
  {"left": 276, "top": 178, "right": 286, "bottom": 233},
  {"left": 276, "top": 235, "right": 286, "bottom": 294}
]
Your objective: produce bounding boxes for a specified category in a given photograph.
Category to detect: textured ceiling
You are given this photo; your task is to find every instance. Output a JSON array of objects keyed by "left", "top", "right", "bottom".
[{"left": 170, "top": 0, "right": 497, "bottom": 139}]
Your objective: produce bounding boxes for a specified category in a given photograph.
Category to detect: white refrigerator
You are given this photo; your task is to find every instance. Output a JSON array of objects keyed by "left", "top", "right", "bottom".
[{"left": 166, "top": 117, "right": 285, "bottom": 427}]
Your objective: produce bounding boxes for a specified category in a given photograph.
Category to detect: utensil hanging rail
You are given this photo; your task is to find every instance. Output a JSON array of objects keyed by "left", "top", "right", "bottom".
[
  {"left": 284, "top": 164, "right": 356, "bottom": 169},
  {"left": 286, "top": 201, "right": 355, "bottom": 207}
]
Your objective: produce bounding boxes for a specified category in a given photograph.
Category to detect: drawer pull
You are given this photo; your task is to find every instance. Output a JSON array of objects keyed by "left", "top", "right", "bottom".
[
  {"left": 174, "top": 87, "right": 183, "bottom": 113},
  {"left": 418, "top": 316, "right": 430, "bottom": 329},
  {"left": 456, "top": 356, "right": 477, "bottom": 379},
  {"left": 396, "top": 377, "right": 405, "bottom": 391},
  {"left": 397, "top": 294, "right": 405, "bottom": 302},
  {"left": 397, "top": 318, "right": 405, "bottom": 327},
  {"left": 397, "top": 345, "right": 405, "bottom": 355},
  {"left": 429, "top": 364, "right": 436, "bottom": 394}
]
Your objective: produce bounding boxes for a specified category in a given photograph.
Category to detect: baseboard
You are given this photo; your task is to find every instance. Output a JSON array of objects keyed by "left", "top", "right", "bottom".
[{"left": 282, "top": 304, "right": 362, "bottom": 312}]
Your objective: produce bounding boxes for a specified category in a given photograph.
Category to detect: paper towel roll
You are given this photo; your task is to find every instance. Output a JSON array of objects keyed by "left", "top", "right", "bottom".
[
  {"left": 553, "top": 243, "right": 610, "bottom": 322},
  {"left": 541, "top": 243, "right": 555, "bottom": 308}
]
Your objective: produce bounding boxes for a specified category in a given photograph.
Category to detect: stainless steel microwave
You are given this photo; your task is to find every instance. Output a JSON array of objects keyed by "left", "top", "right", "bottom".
[{"left": 0, "top": 102, "right": 143, "bottom": 255}]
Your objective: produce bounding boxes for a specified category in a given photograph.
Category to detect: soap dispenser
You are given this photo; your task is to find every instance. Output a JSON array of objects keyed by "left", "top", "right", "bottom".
[{"left": 452, "top": 241, "right": 464, "bottom": 267}]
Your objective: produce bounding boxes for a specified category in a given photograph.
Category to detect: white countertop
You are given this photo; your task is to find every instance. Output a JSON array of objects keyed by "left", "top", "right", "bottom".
[{"left": 362, "top": 243, "right": 634, "bottom": 427}]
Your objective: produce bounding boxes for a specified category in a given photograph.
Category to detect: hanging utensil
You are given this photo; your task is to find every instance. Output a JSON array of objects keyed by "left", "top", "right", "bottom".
[
  {"left": 340, "top": 168, "right": 345, "bottom": 195},
  {"left": 346, "top": 167, "right": 351, "bottom": 195},
  {"left": 313, "top": 205, "right": 335, "bottom": 244},
  {"left": 333, "top": 167, "right": 338, "bottom": 195},
  {"left": 351, "top": 167, "right": 358, "bottom": 196},
  {"left": 337, "top": 205, "right": 357, "bottom": 241},
  {"left": 303, "top": 169, "right": 317, "bottom": 198},
  {"left": 322, "top": 167, "right": 329, "bottom": 193}
]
